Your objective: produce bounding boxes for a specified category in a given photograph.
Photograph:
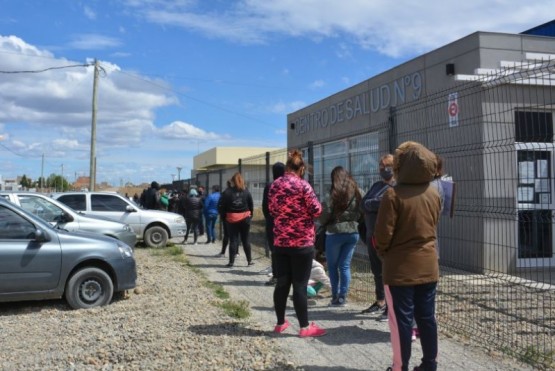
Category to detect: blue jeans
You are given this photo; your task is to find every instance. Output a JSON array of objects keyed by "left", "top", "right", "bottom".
[
  {"left": 325, "top": 232, "right": 358, "bottom": 298},
  {"left": 205, "top": 214, "right": 218, "bottom": 242}
]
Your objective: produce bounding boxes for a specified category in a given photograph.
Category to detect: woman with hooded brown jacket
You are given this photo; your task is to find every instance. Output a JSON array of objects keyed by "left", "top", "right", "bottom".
[{"left": 374, "top": 141, "right": 441, "bottom": 371}]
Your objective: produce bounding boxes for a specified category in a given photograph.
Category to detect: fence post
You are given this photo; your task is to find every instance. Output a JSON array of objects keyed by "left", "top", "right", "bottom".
[
  {"left": 264, "top": 152, "right": 271, "bottom": 257},
  {"left": 307, "top": 141, "right": 314, "bottom": 186},
  {"left": 388, "top": 106, "right": 397, "bottom": 154}
]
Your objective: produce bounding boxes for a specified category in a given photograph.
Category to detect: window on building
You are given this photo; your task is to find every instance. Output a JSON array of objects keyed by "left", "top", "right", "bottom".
[{"left": 515, "top": 111, "right": 553, "bottom": 142}]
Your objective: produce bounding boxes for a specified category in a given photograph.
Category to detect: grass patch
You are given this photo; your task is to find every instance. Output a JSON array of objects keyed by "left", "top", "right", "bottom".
[
  {"left": 149, "top": 244, "right": 187, "bottom": 264},
  {"left": 217, "top": 299, "right": 250, "bottom": 319},
  {"left": 205, "top": 281, "right": 230, "bottom": 300},
  {"left": 516, "top": 346, "right": 555, "bottom": 369},
  {"left": 150, "top": 245, "right": 248, "bottom": 318}
]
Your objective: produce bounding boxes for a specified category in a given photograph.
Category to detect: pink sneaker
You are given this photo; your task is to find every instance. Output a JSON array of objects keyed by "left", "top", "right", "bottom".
[
  {"left": 299, "top": 322, "right": 327, "bottom": 337},
  {"left": 274, "top": 319, "right": 290, "bottom": 334}
]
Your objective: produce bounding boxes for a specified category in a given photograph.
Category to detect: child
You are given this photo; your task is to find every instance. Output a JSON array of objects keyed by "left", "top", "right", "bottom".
[{"left": 307, "top": 258, "right": 331, "bottom": 297}]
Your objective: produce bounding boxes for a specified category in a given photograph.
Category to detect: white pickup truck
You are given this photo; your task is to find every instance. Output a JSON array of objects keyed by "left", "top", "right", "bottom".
[{"left": 52, "top": 192, "right": 186, "bottom": 248}]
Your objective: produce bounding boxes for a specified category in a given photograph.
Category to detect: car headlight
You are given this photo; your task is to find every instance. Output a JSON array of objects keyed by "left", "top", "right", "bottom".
[
  {"left": 122, "top": 224, "right": 133, "bottom": 232},
  {"left": 118, "top": 243, "right": 134, "bottom": 258},
  {"left": 174, "top": 216, "right": 185, "bottom": 224}
]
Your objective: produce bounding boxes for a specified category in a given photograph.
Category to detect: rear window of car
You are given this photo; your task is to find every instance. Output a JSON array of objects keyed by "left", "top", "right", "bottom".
[
  {"left": 57, "top": 194, "right": 86, "bottom": 211},
  {"left": 91, "top": 194, "right": 128, "bottom": 212}
]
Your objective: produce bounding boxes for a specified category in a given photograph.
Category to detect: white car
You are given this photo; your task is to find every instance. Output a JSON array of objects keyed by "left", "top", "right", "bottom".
[
  {"left": 52, "top": 192, "right": 186, "bottom": 248},
  {"left": 0, "top": 191, "right": 137, "bottom": 248}
]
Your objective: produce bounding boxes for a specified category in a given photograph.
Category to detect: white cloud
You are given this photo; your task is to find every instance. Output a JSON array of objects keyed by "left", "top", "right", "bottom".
[
  {"left": 157, "top": 121, "right": 223, "bottom": 140},
  {"left": 83, "top": 6, "right": 96, "bottom": 20},
  {"left": 0, "top": 35, "right": 179, "bottom": 174},
  {"left": 310, "top": 80, "right": 325, "bottom": 89},
  {"left": 125, "top": 0, "right": 555, "bottom": 57},
  {"left": 268, "top": 100, "right": 306, "bottom": 114},
  {"left": 68, "top": 34, "right": 122, "bottom": 50}
]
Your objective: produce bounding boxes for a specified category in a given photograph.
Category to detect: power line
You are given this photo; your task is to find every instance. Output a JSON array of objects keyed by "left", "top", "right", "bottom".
[
  {"left": 0, "top": 63, "right": 93, "bottom": 74},
  {"left": 115, "top": 69, "right": 282, "bottom": 130}
]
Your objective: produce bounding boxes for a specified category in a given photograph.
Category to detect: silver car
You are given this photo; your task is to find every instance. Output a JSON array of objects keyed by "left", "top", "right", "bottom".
[
  {"left": 0, "top": 198, "right": 136, "bottom": 309},
  {"left": 0, "top": 192, "right": 137, "bottom": 248},
  {"left": 52, "top": 191, "right": 186, "bottom": 248}
]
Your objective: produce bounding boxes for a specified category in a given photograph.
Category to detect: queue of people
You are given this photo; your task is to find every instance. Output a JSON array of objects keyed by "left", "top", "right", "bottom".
[
  {"left": 263, "top": 143, "right": 444, "bottom": 370},
  {"left": 146, "top": 140, "right": 444, "bottom": 370}
]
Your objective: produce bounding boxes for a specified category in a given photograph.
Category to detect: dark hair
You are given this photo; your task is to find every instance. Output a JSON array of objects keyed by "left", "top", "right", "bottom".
[
  {"left": 286, "top": 149, "right": 305, "bottom": 174},
  {"left": 435, "top": 155, "right": 444, "bottom": 178},
  {"left": 230, "top": 172, "right": 246, "bottom": 191},
  {"left": 330, "top": 166, "right": 361, "bottom": 217},
  {"left": 212, "top": 184, "right": 220, "bottom": 192}
]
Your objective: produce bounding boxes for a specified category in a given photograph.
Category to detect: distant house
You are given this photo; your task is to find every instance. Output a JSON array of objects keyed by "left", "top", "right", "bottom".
[
  {"left": 73, "top": 176, "right": 90, "bottom": 191},
  {"left": 0, "top": 177, "right": 21, "bottom": 191}
]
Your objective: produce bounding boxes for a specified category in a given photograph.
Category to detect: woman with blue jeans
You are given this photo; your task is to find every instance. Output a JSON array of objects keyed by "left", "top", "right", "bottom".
[{"left": 320, "top": 166, "right": 362, "bottom": 307}]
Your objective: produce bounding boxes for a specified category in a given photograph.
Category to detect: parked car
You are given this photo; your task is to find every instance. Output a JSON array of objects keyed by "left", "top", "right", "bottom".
[
  {"left": 0, "top": 191, "right": 137, "bottom": 248},
  {"left": 52, "top": 192, "right": 186, "bottom": 248},
  {"left": 0, "top": 198, "right": 136, "bottom": 309}
]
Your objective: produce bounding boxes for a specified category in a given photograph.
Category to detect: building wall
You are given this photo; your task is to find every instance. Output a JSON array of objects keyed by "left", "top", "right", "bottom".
[{"left": 287, "top": 31, "right": 555, "bottom": 273}]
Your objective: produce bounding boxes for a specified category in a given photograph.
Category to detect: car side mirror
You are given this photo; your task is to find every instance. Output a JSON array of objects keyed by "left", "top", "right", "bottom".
[
  {"left": 32, "top": 229, "right": 51, "bottom": 243},
  {"left": 54, "top": 212, "right": 74, "bottom": 224},
  {"left": 126, "top": 205, "right": 136, "bottom": 213}
]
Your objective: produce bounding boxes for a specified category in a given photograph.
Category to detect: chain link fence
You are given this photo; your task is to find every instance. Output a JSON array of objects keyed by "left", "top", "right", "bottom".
[{"left": 190, "top": 59, "right": 555, "bottom": 368}]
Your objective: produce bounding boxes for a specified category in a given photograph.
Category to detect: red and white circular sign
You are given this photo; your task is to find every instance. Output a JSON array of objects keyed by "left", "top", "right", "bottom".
[{"left": 448, "top": 102, "right": 458, "bottom": 117}]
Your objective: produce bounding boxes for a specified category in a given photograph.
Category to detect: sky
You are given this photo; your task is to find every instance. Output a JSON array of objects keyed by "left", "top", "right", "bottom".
[{"left": 0, "top": 0, "right": 553, "bottom": 186}]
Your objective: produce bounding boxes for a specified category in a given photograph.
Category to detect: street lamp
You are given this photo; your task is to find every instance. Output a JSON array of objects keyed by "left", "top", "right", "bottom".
[
  {"left": 176, "top": 167, "right": 182, "bottom": 181},
  {"left": 171, "top": 174, "right": 176, "bottom": 182}
]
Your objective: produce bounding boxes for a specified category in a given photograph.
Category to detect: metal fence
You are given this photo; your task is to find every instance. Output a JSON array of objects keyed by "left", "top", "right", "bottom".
[{"left": 192, "top": 59, "right": 555, "bottom": 368}]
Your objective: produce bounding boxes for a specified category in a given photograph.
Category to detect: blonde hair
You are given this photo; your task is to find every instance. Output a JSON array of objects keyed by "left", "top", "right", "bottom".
[
  {"left": 230, "top": 172, "right": 246, "bottom": 191},
  {"left": 379, "top": 154, "right": 394, "bottom": 168}
]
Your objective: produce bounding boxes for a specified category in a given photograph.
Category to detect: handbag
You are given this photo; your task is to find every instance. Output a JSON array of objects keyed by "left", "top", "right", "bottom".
[{"left": 315, "top": 224, "right": 327, "bottom": 253}]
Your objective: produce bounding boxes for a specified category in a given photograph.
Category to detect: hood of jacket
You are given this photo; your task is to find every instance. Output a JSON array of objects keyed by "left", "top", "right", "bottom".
[{"left": 394, "top": 141, "right": 437, "bottom": 185}]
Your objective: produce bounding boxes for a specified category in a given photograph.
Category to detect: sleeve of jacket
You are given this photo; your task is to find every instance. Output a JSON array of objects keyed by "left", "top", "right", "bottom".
[
  {"left": 374, "top": 188, "right": 397, "bottom": 257},
  {"left": 218, "top": 193, "right": 227, "bottom": 216},
  {"left": 303, "top": 182, "right": 322, "bottom": 219},
  {"left": 362, "top": 182, "right": 386, "bottom": 214},
  {"left": 247, "top": 190, "right": 254, "bottom": 215}
]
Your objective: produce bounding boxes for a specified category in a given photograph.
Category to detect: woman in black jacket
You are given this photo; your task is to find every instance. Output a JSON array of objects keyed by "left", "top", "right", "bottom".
[
  {"left": 218, "top": 172, "right": 254, "bottom": 267},
  {"left": 180, "top": 188, "right": 204, "bottom": 245}
]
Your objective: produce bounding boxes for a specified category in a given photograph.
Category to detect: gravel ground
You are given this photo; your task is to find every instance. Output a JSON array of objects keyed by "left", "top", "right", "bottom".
[{"left": 0, "top": 247, "right": 294, "bottom": 371}]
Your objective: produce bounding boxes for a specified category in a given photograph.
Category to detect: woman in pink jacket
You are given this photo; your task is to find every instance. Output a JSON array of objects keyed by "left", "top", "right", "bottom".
[{"left": 268, "top": 149, "right": 326, "bottom": 338}]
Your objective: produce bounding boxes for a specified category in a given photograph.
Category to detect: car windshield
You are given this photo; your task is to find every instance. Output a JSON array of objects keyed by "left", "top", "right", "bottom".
[
  {"left": 18, "top": 195, "right": 64, "bottom": 223},
  {"left": 0, "top": 201, "right": 55, "bottom": 231}
]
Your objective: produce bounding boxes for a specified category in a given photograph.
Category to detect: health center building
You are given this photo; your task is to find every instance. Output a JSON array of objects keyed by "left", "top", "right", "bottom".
[{"left": 287, "top": 20, "right": 555, "bottom": 275}]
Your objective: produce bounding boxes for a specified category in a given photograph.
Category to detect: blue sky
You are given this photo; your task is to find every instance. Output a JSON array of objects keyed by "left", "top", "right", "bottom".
[{"left": 0, "top": 0, "right": 553, "bottom": 186}]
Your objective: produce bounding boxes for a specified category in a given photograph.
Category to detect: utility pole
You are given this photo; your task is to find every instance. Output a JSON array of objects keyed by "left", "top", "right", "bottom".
[
  {"left": 89, "top": 59, "right": 99, "bottom": 192},
  {"left": 61, "top": 164, "right": 64, "bottom": 192},
  {"left": 40, "top": 153, "right": 44, "bottom": 193}
]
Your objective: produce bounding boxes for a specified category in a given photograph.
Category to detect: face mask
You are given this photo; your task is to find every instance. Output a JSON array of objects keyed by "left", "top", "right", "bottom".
[{"left": 380, "top": 167, "right": 393, "bottom": 181}]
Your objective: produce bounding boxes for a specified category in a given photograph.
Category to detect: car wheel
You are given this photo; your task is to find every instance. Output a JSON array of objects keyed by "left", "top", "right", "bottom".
[
  {"left": 65, "top": 267, "right": 114, "bottom": 309},
  {"left": 144, "top": 226, "right": 168, "bottom": 248}
]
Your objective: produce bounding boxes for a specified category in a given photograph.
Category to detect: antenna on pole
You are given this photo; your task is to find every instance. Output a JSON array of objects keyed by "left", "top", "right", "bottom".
[{"left": 89, "top": 59, "right": 99, "bottom": 192}]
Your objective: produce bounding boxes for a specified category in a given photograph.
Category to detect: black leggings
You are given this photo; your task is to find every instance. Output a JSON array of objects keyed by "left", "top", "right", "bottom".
[
  {"left": 273, "top": 247, "right": 314, "bottom": 328},
  {"left": 185, "top": 217, "right": 199, "bottom": 243},
  {"left": 367, "top": 236, "right": 385, "bottom": 301}
]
